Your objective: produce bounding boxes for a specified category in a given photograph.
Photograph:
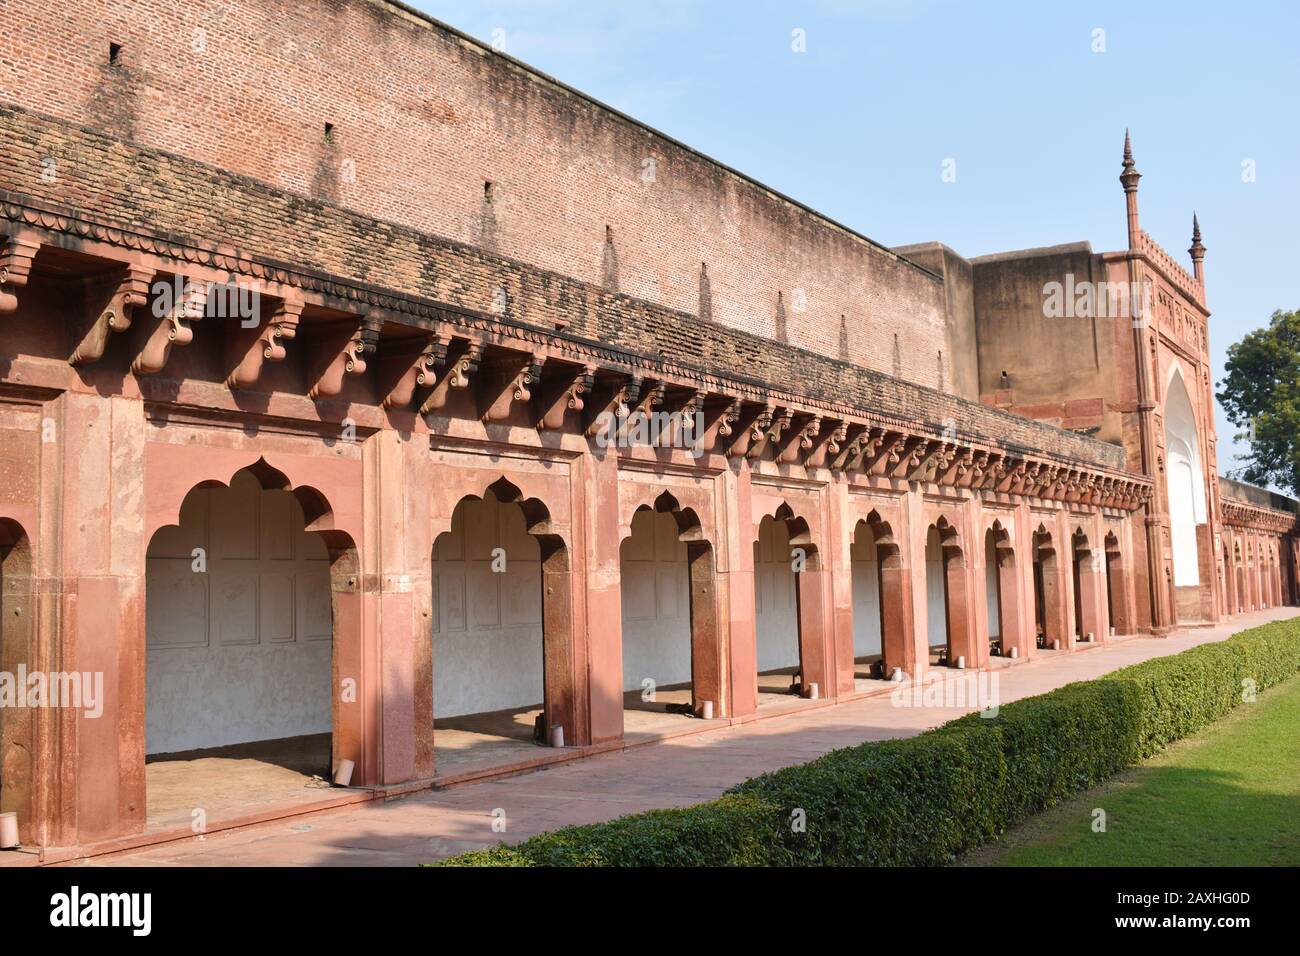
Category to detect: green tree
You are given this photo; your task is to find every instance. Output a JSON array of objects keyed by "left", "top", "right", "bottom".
[{"left": 1216, "top": 309, "right": 1300, "bottom": 496}]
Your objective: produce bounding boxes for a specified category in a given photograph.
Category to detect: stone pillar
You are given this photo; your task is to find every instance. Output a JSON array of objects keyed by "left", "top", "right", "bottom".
[
  {"left": 825, "top": 478, "right": 857, "bottom": 697},
  {"left": 796, "top": 566, "right": 833, "bottom": 697},
  {"left": 967, "top": 502, "right": 991, "bottom": 668},
  {"left": 902, "top": 490, "right": 931, "bottom": 681},
  {"left": 722, "top": 461, "right": 758, "bottom": 717},
  {"left": 367, "top": 428, "right": 432, "bottom": 783},
  {"left": 583, "top": 447, "right": 624, "bottom": 742},
  {"left": 1076, "top": 549, "right": 1105, "bottom": 643},
  {"left": 51, "top": 392, "right": 147, "bottom": 844},
  {"left": 686, "top": 540, "right": 725, "bottom": 716},
  {"left": 541, "top": 540, "right": 584, "bottom": 745},
  {"left": 945, "top": 549, "right": 982, "bottom": 668},
  {"left": 879, "top": 547, "right": 915, "bottom": 679},
  {"left": 996, "top": 554, "right": 1027, "bottom": 658},
  {"left": 330, "top": 545, "right": 372, "bottom": 784}
]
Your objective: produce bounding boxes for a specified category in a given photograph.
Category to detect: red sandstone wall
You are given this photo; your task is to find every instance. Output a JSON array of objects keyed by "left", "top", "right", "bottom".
[{"left": 0, "top": 0, "right": 949, "bottom": 389}]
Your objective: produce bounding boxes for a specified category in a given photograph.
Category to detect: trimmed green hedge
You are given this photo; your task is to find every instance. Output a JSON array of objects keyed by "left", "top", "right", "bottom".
[{"left": 438, "top": 619, "right": 1300, "bottom": 866}]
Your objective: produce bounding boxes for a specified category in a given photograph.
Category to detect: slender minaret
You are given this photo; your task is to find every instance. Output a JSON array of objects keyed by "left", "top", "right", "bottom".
[
  {"left": 1121, "top": 129, "right": 1171, "bottom": 632},
  {"left": 1189, "top": 212, "right": 1206, "bottom": 285},
  {"left": 1120, "top": 128, "right": 1142, "bottom": 249}
]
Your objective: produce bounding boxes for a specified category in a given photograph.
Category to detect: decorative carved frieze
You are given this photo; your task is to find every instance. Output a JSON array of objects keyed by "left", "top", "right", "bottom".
[{"left": 1221, "top": 498, "right": 1299, "bottom": 535}]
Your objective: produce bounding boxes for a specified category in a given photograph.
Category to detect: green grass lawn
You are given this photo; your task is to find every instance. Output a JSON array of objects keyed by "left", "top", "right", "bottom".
[{"left": 961, "top": 673, "right": 1300, "bottom": 866}]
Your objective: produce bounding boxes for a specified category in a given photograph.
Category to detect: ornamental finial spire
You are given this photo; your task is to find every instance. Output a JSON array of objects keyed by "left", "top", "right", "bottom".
[
  {"left": 1120, "top": 128, "right": 1141, "bottom": 193},
  {"left": 1189, "top": 212, "right": 1206, "bottom": 284}
]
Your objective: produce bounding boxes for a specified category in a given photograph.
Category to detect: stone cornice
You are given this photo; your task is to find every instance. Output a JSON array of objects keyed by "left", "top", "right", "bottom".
[
  {"left": 1221, "top": 497, "right": 1299, "bottom": 535},
  {"left": 0, "top": 193, "right": 1155, "bottom": 511}
]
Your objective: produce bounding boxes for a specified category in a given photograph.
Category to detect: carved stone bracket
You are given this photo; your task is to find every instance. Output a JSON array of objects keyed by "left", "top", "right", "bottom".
[
  {"left": 308, "top": 314, "right": 381, "bottom": 399},
  {"left": 132, "top": 275, "right": 206, "bottom": 376},
  {"left": 538, "top": 364, "right": 594, "bottom": 431},
  {"left": 69, "top": 262, "right": 153, "bottom": 367},
  {"left": 482, "top": 356, "right": 543, "bottom": 422},
  {"left": 780, "top": 414, "right": 820, "bottom": 464},
  {"left": 809, "top": 420, "right": 849, "bottom": 469},
  {"left": 0, "top": 236, "right": 40, "bottom": 314},
  {"left": 715, "top": 398, "right": 742, "bottom": 440},
  {"left": 731, "top": 401, "right": 773, "bottom": 459},
  {"left": 420, "top": 337, "right": 483, "bottom": 413},
  {"left": 583, "top": 372, "right": 634, "bottom": 439},
  {"left": 378, "top": 332, "right": 447, "bottom": 410},
  {"left": 226, "top": 289, "right": 305, "bottom": 388}
]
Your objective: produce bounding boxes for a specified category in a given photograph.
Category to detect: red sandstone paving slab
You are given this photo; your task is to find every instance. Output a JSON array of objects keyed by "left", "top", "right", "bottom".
[{"left": 72, "top": 607, "right": 1299, "bottom": 867}]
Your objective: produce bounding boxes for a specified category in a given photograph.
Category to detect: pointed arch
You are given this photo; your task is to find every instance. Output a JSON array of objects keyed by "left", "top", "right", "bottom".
[
  {"left": 753, "top": 501, "right": 827, "bottom": 700},
  {"left": 619, "top": 489, "right": 723, "bottom": 723},
  {"left": 851, "top": 509, "right": 911, "bottom": 680},
  {"left": 1032, "top": 522, "right": 1068, "bottom": 650},
  {"left": 984, "top": 518, "right": 1025, "bottom": 658},
  {"left": 926, "top": 514, "right": 977, "bottom": 668},
  {"left": 143, "top": 464, "right": 364, "bottom": 828},
  {"left": 431, "top": 473, "right": 577, "bottom": 769}
]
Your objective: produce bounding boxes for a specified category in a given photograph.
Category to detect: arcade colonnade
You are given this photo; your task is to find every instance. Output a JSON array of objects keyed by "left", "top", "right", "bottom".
[
  {"left": 0, "top": 384, "right": 1152, "bottom": 848},
  {"left": 0, "top": 166, "right": 1151, "bottom": 850},
  {"left": 1220, "top": 505, "right": 1299, "bottom": 616}
]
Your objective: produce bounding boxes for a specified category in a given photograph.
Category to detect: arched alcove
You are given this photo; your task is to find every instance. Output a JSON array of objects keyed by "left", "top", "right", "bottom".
[
  {"left": 619, "top": 491, "right": 722, "bottom": 730},
  {"left": 430, "top": 477, "right": 572, "bottom": 772},
  {"left": 144, "top": 466, "right": 356, "bottom": 829},
  {"left": 851, "top": 510, "right": 909, "bottom": 681}
]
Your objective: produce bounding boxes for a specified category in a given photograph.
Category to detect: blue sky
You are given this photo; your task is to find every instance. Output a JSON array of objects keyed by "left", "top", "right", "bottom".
[{"left": 416, "top": 0, "right": 1299, "bottom": 483}]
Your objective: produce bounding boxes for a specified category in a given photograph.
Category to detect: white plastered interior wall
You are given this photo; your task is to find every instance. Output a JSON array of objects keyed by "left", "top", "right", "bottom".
[
  {"left": 433, "top": 495, "right": 544, "bottom": 718},
  {"left": 754, "top": 517, "right": 800, "bottom": 673},
  {"left": 849, "top": 523, "right": 882, "bottom": 658},
  {"left": 620, "top": 509, "right": 692, "bottom": 692},
  {"left": 926, "top": 526, "right": 948, "bottom": 648},
  {"left": 145, "top": 470, "right": 332, "bottom": 755},
  {"left": 984, "top": 531, "right": 1002, "bottom": 639}
]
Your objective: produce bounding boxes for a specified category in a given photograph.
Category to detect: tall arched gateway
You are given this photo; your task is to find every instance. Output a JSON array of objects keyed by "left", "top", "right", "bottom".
[{"left": 1164, "top": 367, "right": 1209, "bottom": 621}]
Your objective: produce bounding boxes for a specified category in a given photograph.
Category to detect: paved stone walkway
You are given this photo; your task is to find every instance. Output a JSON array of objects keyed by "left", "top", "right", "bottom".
[{"left": 80, "top": 607, "right": 1298, "bottom": 866}]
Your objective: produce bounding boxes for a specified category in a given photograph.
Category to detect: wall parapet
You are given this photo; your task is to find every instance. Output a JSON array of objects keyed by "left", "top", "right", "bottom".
[{"left": 0, "top": 102, "right": 1128, "bottom": 477}]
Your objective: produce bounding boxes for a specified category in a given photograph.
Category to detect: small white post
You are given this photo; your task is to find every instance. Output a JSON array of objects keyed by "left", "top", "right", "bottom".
[
  {"left": 550, "top": 725, "right": 565, "bottom": 748},
  {"left": 806, "top": 682, "right": 820, "bottom": 700},
  {"left": 700, "top": 700, "right": 715, "bottom": 720},
  {"left": 333, "top": 759, "right": 355, "bottom": 787}
]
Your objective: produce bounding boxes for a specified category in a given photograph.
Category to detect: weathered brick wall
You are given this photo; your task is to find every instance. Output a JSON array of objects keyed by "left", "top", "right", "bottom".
[
  {"left": 0, "top": 0, "right": 950, "bottom": 388},
  {"left": 0, "top": 102, "right": 1125, "bottom": 471}
]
